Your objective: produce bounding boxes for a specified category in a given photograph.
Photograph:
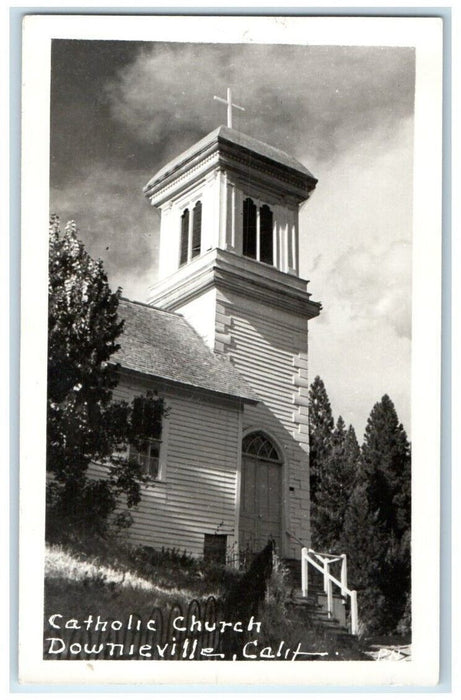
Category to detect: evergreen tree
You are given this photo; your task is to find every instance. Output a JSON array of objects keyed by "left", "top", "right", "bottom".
[
  {"left": 362, "top": 395, "right": 411, "bottom": 538},
  {"left": 308, "top": 376, "right": 335, "bottom": 548},
  {"left": 342, "top": 395, "right": 411, "bottom": 634},
  {"left": 47, "top": 217, "right": 164, "bottom": 538},
  {"left": 340, "top": 479, "right": 388, "bottom": 634},
  {"left": 333, "top": 414, "right": 347, "bottom": 446},
  {"left": 308, "top": 376, "right": 334, "bottom": 499},
  {"left": 313, "top": 417, "right": 360, "bottom": 550}
]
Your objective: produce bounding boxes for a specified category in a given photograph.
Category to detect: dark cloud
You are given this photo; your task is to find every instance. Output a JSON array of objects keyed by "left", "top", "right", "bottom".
[
  {"left": 51, "top": 164, "right": 159, "bottom": 295},
  {"left": 104, "top": 43, "right": 415, "bottom": 164},
  {"left": 49, "top": 40, "right": 414, "bottom": 432},
  {"left": 50, "top": 40, "right": 415, "bottom": 292}
]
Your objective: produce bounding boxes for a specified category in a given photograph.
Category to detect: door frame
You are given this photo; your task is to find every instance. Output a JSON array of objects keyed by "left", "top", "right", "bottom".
[{"left": 237, "top": 426, "right": 287, "bottom": 558}]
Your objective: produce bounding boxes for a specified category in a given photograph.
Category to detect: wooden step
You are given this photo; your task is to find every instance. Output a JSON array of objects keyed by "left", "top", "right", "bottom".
[
  {"left": 289, "top": 609, "right": 350, "bottom": 636},
  {"left": 287, "top": 602, "right": 351, "bottom": 635},
  {"left": 283, "top": 562, "right": 353, "bottom": 637},
  {"left": 288, "top": 603, "right": 345, "bottom": 625}
]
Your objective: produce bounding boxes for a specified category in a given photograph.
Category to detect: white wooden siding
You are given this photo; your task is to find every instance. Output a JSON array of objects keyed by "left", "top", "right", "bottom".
[
  {"left": 215, "top": 290, "right": 311, "bottom": 558},
  {"left": 89, "top": 375, "right": 241, "bottom": 559},
  {"left": 175, "top": 289, "right": 217, "bottom": 350}
]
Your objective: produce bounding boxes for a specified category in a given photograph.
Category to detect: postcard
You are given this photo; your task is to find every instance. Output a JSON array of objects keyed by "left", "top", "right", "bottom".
[{"left": 19, "top": 13, "right": 443, "bottom": 687}]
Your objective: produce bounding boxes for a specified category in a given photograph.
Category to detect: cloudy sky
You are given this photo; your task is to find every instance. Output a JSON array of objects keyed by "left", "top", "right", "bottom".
[{"left": 50, "top": 40, "right": 414, "bottom": 440}]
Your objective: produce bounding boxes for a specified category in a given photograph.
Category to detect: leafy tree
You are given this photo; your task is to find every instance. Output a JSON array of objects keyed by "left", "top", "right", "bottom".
[{"left": 47, "top": 217, "right": 164, "bottom": 538}]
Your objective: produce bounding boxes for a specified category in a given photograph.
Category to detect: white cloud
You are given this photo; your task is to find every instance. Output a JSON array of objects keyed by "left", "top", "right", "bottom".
[{"left": 302, "top": 117, "right": 413, "bottom": 437}]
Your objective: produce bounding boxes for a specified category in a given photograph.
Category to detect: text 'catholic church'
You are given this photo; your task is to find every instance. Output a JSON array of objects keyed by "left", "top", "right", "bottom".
[{"left": 103, "top": 103, "right": 322, "bottom": 565}]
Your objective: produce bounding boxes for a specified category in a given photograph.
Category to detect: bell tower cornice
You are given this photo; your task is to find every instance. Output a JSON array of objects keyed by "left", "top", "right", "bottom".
[
  {"left": 144, "top": 126, "right": 317, "bottom": 208},
  {"left": 144, "top": 127, "right": 319, "bottom": 281},
  {"left": 147, "top": 248, "right": 321, "bottom": 321}
]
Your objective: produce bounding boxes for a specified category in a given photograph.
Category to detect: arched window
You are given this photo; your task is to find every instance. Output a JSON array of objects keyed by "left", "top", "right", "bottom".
[
  {"left": 242, "top": 431, "right": 281, "bottom": 463},
  {"left": 243, "top": 198, "right": 257, "bottom": 259},
  {"left": 259, "top": 205, "right": 273, "bottom": 265},
  {"left": 242, "top": 199, "right": 274, "bottom": 265},
  {"left": 179, "top": 208, "right": 189, "bottom": 266},
  {"left": 179, "top": 201, "right": 202, "bottom": 267},
  {"left": 192, "top": 201, "right": 202, "bottom": 259}
]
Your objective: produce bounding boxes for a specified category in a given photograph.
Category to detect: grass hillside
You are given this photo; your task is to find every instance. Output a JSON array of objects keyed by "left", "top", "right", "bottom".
[
  {"left": 45, "top": 534, "right": 240, "bottom": 622},
  {"left": 43, "top": 534, "right": 369, "bottom": 661}
]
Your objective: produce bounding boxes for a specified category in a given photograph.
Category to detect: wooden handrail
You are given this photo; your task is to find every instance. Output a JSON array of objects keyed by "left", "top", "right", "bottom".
[
  {"left": 301, "top": 547, "right": 359, "bottom": 636},
  {"left": 308, "top": 548, "right": 344, "bottom": 561},
  {"left": 285, "top": 529, "right": 307, "bottom": 549},
  {"left": 303, "top": 550, "right": 350, "bottom": 594}
]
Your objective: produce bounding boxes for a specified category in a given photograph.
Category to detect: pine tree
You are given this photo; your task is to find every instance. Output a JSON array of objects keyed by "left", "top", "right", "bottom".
[
  {"left": 47, "top": 217, "right": 164, "bottom": 538},
  {"left": 340, "top": 479, "right": 388, "bottom": 633},
  {"left": 313, "top": 417, "right": 360, "bottom": 551},
  {"left": 342, "top": 395, "right": 411, "bottom": 634},
  {"left": 333, "top": 414, "right": 347, "bottom": 446},
  {"left": 308, "top": 376, "right": 335, "bottom": 548},
  {"left": 362, "top": 395, "right": 411, "bottom": 538},
  {"left": 308, "top": 376, "right": 334, "bottom": 499}
]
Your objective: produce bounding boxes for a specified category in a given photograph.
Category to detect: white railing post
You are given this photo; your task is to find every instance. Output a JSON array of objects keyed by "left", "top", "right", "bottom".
[
  {"left": 350, "top": 590, "right": 358, "bottom": 635},
  {"left": 326, "top": 573, "right": 333, "bottom": 618},
  {"left": 301, "top": 547, "right": 308, "bottom": 597},
  {"left": 301, "top": 547, "right": 359, "bottom": 636},
  {"left": 340, "top": 554, "right": 348, "bottom": 596},
  {"left": 323, "top": 558, "right": 329, "bottom": 593}
]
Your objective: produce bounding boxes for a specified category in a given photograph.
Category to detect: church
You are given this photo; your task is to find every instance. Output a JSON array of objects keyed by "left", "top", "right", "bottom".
[{"left": 104, "top": 100, "right": 321, "bottom": 565}]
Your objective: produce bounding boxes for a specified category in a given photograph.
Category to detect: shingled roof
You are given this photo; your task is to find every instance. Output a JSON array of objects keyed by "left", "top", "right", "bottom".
[
  {"left": 144, "top": 125, "right": 316, "bottom": 194},
  {"left": 113, "top": 298, "right": 257, "bottom": 403}
]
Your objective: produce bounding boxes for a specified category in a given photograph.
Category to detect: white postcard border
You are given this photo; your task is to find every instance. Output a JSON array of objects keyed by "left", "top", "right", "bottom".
[{"left": 19, "top": 14, "right": 443, "bottom": 687}]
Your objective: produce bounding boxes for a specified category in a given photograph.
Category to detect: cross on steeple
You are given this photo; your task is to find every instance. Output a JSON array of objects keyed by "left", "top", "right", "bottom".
[{"left": 213, "top": 88, "right": 245, "bottom": 129}]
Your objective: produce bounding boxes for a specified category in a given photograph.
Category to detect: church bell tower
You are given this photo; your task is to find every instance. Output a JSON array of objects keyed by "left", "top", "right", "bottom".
[{"left": 144, "top": 109, "right": 321, "bottom": 558}]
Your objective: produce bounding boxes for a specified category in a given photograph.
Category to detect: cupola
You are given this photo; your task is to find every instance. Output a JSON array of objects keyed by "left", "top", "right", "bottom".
[{"left": 144, "top": 125, "right": 317, "bottom": 280}]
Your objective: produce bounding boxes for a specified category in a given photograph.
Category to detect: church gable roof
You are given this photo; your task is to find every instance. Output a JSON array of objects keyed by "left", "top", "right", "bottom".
[
  {"left": 144, "top": 125, "right": 316, "bottom": 195},
  {"left": 113, "top": 298, "right": 257, "bottom": 403}
]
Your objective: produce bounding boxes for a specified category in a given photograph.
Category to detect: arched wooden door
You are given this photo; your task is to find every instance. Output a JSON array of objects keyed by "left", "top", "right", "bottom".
[{"left": 239, "top": 432, "right": 282, "bottom": 554}]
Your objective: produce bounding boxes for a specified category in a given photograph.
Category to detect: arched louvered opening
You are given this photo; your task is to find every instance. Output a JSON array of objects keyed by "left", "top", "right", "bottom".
[
  {"left": 191, "top": 201, "right": 202, "bottom": 259},
  {"left": 179, "top": 201, "right": 202, "bottom": 267},
  {"left": 242, "top": 431, "right": 282, "bottom": 463},
  {"left": 179, "top": 208, "right": 189, "bottom": 266},
  {"left": 259, "top": 205, "right": 273, "bottom": 265},
  {"left": 242, "top": 199, "right": 274, "bottom": 266},
  {"left": 242, "top": 197, "right": 257, "bottom": 259}
]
